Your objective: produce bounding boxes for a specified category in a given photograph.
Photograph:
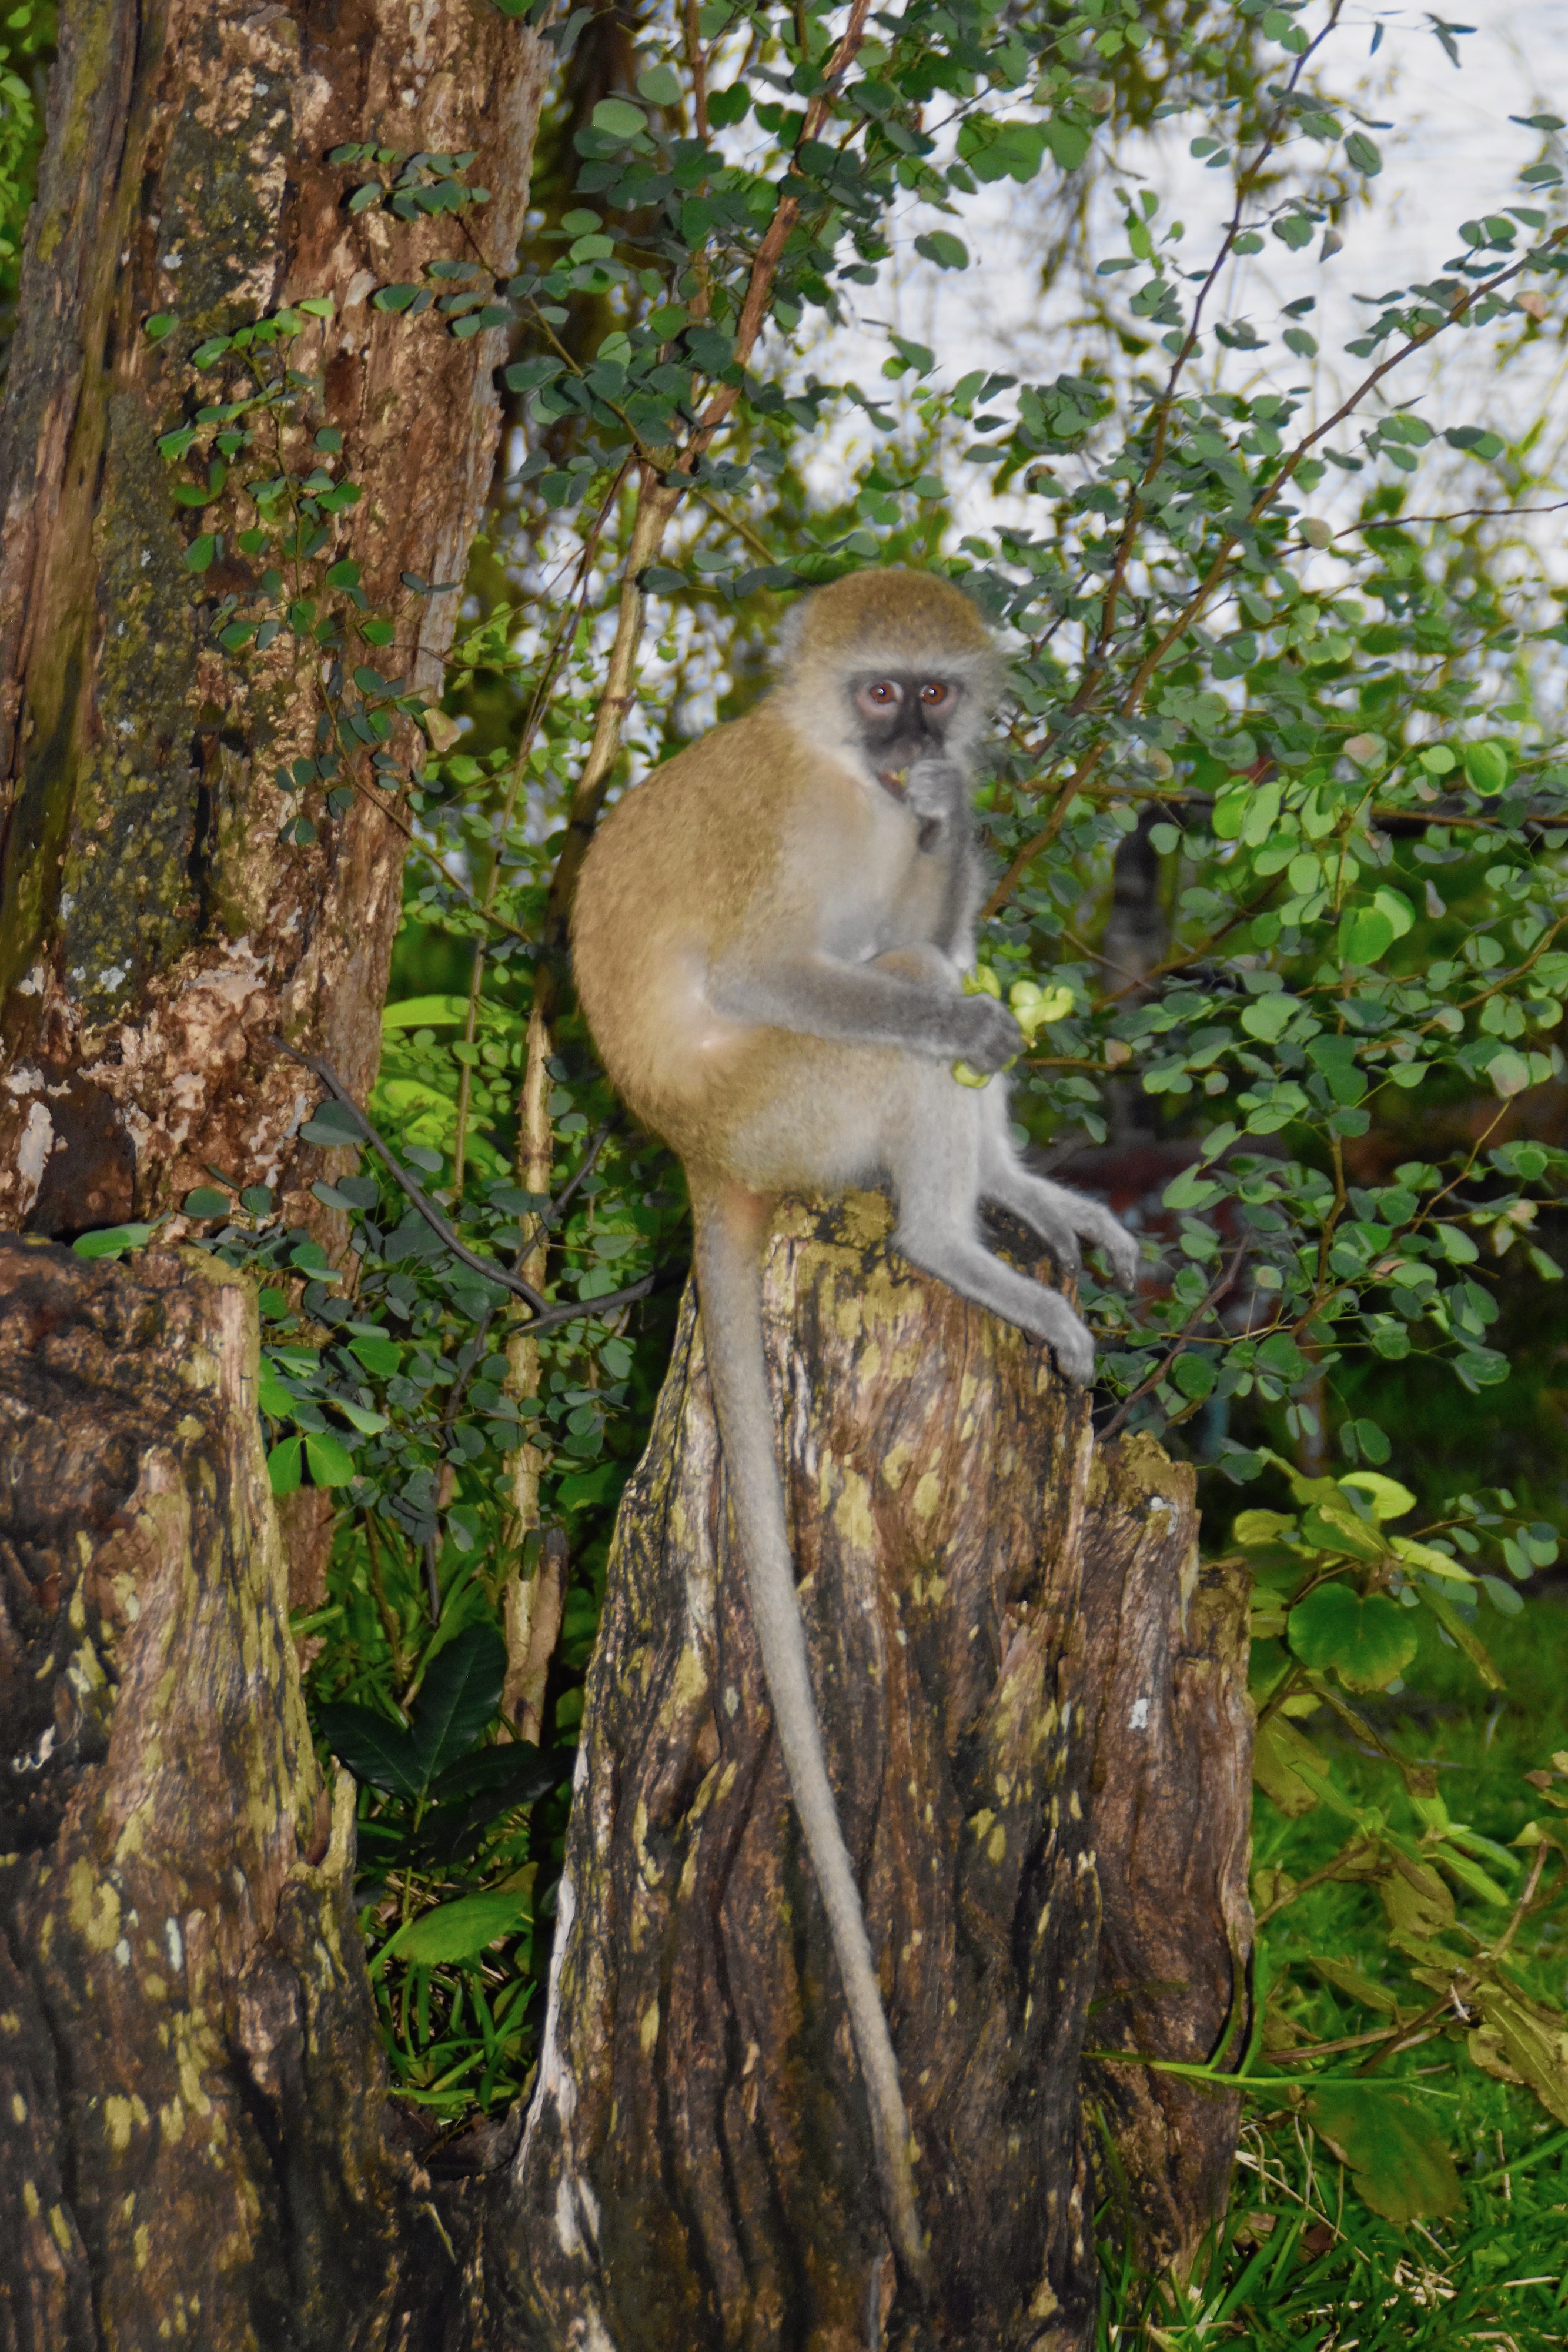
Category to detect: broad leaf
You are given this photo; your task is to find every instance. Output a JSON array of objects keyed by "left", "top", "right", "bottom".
[
  {"left": 1307, "top": 2086, "right": 1461, "bottom": 2222},
  {"left": 1467, "top": 1983, "right": 1568, "bottom": 2124},
  {"left": 1289, "top": 1585, "right": 1417, "bottom": 1692},
  {"left": 317, "top": 1702, "right": 424, "bottom": 1801},
  {"left": 1253, "top": 1712, "right": 1323, "bottom": 1818},
  {"left": 410, "top": 1622, "right": 507, "bottom": 1781},
  {"left": 378, "top": 1888, "right": 531, "bottom": 1970}
]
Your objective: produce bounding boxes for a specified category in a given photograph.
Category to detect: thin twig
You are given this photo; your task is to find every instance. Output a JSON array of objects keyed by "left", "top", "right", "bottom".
[
  {"left": 273, "top": 1039, "right": 656, "bottom": 1332},
  {"left": 1098, "top": 1242, "right": 1246, "bottom": 1439},
  {"left": 273, "top": 1039, "right": 551, "bottom": 1308},
  {"left": 1336, "top": 497, "right": 1568, "bottom": 540}
]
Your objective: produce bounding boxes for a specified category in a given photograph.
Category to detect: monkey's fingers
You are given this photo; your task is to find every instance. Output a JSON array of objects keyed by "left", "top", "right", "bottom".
[
  {"left": 1046, "top": 1309, "right": 1096, "bottom": 1388},
  {"left": 1064, "top": 1202, "right": 1139, "bottom": 1291}
]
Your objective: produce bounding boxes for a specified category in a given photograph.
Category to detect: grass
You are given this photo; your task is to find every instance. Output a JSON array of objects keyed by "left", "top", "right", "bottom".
[{"left": 1099, "top": 1593, "right": 1568, "bottom": 2347}]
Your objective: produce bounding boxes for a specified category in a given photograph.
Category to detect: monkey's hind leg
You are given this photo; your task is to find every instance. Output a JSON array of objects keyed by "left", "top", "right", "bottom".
[
  {"left": 977, "top": 1087, "right": 1141, "bottom": 1290},
  {"left": 885, "top": 1072, "right": 1098, "bottom": 1387}
]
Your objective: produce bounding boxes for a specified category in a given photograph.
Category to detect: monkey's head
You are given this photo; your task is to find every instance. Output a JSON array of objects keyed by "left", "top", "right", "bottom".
[{"left": 775, "top": 567, "right": 1001, "bottom": 805}]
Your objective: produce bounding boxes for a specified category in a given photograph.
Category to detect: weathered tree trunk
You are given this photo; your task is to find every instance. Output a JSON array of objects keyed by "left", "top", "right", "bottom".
[
  {"left": 473, "top": 1197, "right": 1252, "bottom": 2351},
  {"left": 1079, "top": 1436, "right": 1253, "bottom": 2278},
  {"left": 0, "top": 0, "right": 548, "bottom": 1237},
  {"left": 0, "top": 1235, "right": 459, "bottom": 2351}
]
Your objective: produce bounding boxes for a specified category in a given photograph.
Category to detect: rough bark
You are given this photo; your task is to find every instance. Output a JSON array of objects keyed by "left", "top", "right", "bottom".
[
  {"left": 0, "top": 1235, "right": 457, "bottom": 2352},
  {"left": 0, "top": 0, "right": 549, "bottom": 1237},
  {"left": 1078, "top": 1435, "right": 1253, "bottom": 2277},
  {"left": 472, "top": 1195, "right": 1252, "bottom": 2352}
]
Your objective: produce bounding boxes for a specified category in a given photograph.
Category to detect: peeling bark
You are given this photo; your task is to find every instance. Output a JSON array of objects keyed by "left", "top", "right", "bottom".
[
  {"left": 0, "top": 0, "right": 549, "bottom": 1236},
  {"left": 470, "top": 1196, "right": 1251, "bottom": 2352},
  {"left": 0, "top": 1237, "right": 456, "bottom": 2351}
]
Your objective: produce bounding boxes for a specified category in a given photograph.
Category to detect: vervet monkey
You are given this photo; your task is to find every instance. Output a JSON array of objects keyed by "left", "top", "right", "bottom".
[{"left": 572, "top": 567, "right": 1138, "bottom": 2286}]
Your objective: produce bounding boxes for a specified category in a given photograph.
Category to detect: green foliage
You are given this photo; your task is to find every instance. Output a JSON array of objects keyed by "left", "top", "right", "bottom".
[{"left": 0, "top": 0, "right": 50, "bottom": 363}]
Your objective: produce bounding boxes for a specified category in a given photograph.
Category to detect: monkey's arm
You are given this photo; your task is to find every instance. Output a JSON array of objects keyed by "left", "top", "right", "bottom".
[{"left": 711, "top": 954, "right": 1022, "bottom": 1070}]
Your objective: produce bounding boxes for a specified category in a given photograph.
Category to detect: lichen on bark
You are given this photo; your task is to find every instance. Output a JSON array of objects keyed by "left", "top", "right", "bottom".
[{"left": 0, "top": 0, "right": 550, "bottom": 1239}]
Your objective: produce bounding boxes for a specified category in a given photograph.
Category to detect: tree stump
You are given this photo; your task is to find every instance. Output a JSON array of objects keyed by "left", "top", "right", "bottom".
[
  {"left": 485, "top": 1196, "right": 1253, "bottom": 2351},
  {"left": 0, "top": 1238, "right": 452, "bottom": 2352}
]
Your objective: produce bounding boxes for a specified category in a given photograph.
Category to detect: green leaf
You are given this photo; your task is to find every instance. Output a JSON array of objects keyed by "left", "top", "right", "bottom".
[
  {"left": 182, "top": 1186, "right": 232, "bottom": 1219},
  {"left": 707, "top": 82, "right": 750, "bottom": 128},
  {"left": 1463, "top": 739, "right": 1510, "bottom": 797},
  {"left": 591, "top": 97, "right": 647, "bottom": 139},
  {"left": 1241, "top": 991, "right": 1296, "bottom": 1043},
  {"left": 348, "top": 1332, "right": 401, "bottom": 1377},
  {"left": 914, "top": 231, "right": 969, "bottom": 271},
  {"left": 304, "top": 1430, "right": 356, "bottom": 1486},
  {"left": 1339, "top": 1472, "right": 1415, "bottom": 1522},
  {"left": 317, "top": 1700, "right": 424, "bottom": 1799},
  {"left": 428, "top": 1743, "right": 563, "bottom": 1810},
  {"left": 1340, "top": 906, "right": 1394, "bottom": 965},
  {"left": 373, "top": 283, "right": 421, "bottom": 312},
  {"left": 1307, "top": 2087, "right": 1460, "bottom": 2222},
  {"left": 376, "top": 1887, "right": 531, "bottom": 1970},
  {"left": 144, "top": 313, "right": 176, "bottom": 342},
  {"left": 1253, "top": 1712, "right": 1323, "bottom": 1817},
  {"left": 1343, "top": 131, "right": 1383, "bottom": 176},
  {"left": 1487, "top": 1049, "right": 1531, "bottom": 1100},
  {"left": 257, "top": 1372, "right": 295, "bottom": 1419},
  {"left": 1416, "top": 1584, "right": 1505, "bottom": 1689},
  {"left": 1467, "top": 1983, "right": 1568, "bottom": 2126},
  {"left": 1288, "top": 1584, "right": 1417, "bottom": 1691},
  {"left": 299, "top": 1101, "right": 364, "bottom": 1144},
  {"left": 184, "top": 533, "right": 218, "bottom": 573},
  {"left": 267, "top": 1435, "right": 303, "bottom": 1495},
  {"left": 636, "top": 62, "right": 682, "bottom": 105},
  {"left": 72, "top": 1223, "right": 155, "bottom": 1259},
  {"left": 1044, "top": 116, "right": 1091, "bottom": 170},
  {"left": 1171, "top": 1350, "right": 1215, "bottom": 1401},
  {"left": 410, "top": 1622, "right": 507, "bottom": 1781}
]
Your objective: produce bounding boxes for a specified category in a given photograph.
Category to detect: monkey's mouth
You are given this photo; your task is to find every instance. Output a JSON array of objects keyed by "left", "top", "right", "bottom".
[{"left": 877, "top": 766, "right": 911, "bottom": 800}]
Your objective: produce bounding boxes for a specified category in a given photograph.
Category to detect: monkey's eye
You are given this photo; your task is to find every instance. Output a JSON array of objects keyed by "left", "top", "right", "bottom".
[
  {"left": 918, "top": 681, "right": 955, "bottom": 708},
  {"left": 856, "top": 680, "right": 903, "bottom": 714}
]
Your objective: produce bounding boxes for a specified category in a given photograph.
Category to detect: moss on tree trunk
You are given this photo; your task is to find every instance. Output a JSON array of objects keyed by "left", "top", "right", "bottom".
[
  {"left": 0, "top": 0, "right": 548, "bottom": 1240},
  {"left": 0, "top": 1237, "right": 460, "bottom": 2349}
]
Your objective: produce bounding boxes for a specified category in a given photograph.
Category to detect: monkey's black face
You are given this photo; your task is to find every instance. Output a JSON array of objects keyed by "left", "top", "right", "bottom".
[{"left": 849, "top": 672, "right": 962, "bottom": 775}]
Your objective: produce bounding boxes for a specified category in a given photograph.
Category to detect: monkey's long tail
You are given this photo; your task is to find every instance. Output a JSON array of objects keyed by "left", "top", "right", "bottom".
[{"left": 693, "top": 1190, "right": 930, "bottom": 2290}]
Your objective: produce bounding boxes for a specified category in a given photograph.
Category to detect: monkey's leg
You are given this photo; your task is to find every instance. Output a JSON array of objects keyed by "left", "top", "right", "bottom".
[
  {"left": 885, "top": 1077, "right": 1098, "bottom": 1387},
  {"left": 977, "top": 1090, "right": 1142, "bottom": 1289}
]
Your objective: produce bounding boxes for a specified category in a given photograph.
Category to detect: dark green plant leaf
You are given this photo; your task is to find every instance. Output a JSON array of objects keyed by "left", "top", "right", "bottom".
[
  {"left": 410, "top": 1623, "right": 507, "bottom": 1781},
  {"left": 317, "top": 1701, "right": 425, "bottom": 1800}
]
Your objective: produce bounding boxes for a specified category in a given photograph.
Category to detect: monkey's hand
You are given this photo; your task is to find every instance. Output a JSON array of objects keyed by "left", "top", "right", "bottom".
[
  {"left": 945, "top": 991, "right": 1024, "bottom": 1074},
  {"left": 903, "top": 754, "right": 967, "bottom": 819}
]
